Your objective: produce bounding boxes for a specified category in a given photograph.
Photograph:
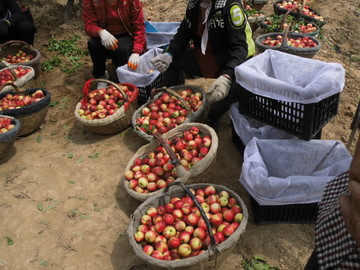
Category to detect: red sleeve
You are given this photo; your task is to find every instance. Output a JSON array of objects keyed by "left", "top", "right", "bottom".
[
  {"left": 130, "top": 0, "right": 147, "bottom": 54},
  {"left": 82, "top": 0, "right": 102, "bottom": 37}
]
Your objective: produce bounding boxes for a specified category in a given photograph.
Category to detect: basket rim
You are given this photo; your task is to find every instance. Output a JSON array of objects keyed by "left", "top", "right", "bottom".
[{"left": 0, "top": 116, "right": 21, "bottom": 141}]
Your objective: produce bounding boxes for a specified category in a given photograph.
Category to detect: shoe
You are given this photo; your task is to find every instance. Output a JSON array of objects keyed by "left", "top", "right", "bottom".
[{"left": 96, "top": 71, "right": 109, "bottom": 89}]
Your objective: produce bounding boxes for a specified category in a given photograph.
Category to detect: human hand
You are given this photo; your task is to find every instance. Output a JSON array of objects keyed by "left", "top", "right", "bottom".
[
  {"left": 0, "top": 21, "right": 9, "bottom": 37},
  {"left": 128, "top": 53, "right": 140, "bottom": 70},
  {"left": 150, "top": 52, "right": 173, "bottom": 73},
  {"left": 207, "top": 75, "right": 232, "bottom": 104},
  {"left": 99, "top": 30, "right": 118, "bottom": 51}
]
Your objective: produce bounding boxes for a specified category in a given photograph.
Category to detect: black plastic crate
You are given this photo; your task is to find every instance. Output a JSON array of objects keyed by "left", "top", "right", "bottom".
[
  {"left": 238, "top": 87, "right": 339, "bottom": 140},
  {"left": 250, "top": 195, "right": 319, "bottom": 224},
  {"left": 137, "top": 73, "right": 165, "bottom": 105}
]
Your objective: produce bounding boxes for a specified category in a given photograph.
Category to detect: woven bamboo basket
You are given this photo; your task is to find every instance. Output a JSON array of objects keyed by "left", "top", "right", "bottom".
[
  {"left": 0, "top": 115, "right": 20, "bottom": 161},
  {"left": 132, "top": 85, "right": 207, "bottom": 142},
  {"left": 122, "top": 123, "right": 218, "bottom": 202},
  {"left": 0, "top": 83, "right": 51, "bottom": 136},
  {"left": 127, "top": 182, "right": 248, "bottom": 270},
  {"left": 0, "top": 40, "right": 41, "bottom": 78},
  {"left": 74, "top": 79, "right": 139, "bottom": 135},
  {"left": 0, "top": 63, "right": 35, "bottom": 93}
]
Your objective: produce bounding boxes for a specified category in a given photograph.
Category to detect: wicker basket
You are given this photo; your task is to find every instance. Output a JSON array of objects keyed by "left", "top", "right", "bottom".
[
  {"left": 0, "top": 40, "right": 41, "bottom": 78},
  {"left": 74, "top": 79, "right": 139, "bottom": 135},
  {"left": 0, "top": 115, "right": 20, "bottom": 161},
  {"left": 0, "top": 83, "right": 51, "bottom": 136},
  {"left": 123, "top": 123, "right": 218, "bottom": 202},
  {"left": 127, "top": 182, "right": 248, "bottom": 270},
  {"left": 0, "top": 63, "right": 35, "bottom": 93},
  {"left": 132, "top": 85, "right": 207, "bottom": 142}
]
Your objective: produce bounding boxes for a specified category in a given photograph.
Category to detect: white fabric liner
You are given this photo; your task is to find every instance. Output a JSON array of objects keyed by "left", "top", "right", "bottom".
[
  {"left": 230, "top": 102, "right": 298, "bottom": 145},
  {"left": 240, "top": 138, "right": 352, "bottom": 205},
  {"left": 235, "top": 49, "right": 345, "bottom": 104},
  {"left": 116, "top": 48, "right": 163, "bottom": 87}
]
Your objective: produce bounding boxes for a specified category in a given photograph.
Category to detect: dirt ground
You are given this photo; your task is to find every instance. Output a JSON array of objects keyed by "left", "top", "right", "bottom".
[{"left": 0, "top": 0, "right": 359, "bottom": 269}]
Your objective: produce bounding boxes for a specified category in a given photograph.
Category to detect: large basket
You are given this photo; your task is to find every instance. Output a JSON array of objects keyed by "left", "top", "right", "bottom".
[
  {"left": 132, "top": 85, "right": 207, "bottom": 142},
  {"left": 0, "top": 115, "right": 21, "bottom": 161},
  {"left": 123, "top": 123, "right": 218, "bottom": 202},
  {"left": 0, "top": 40, "right": 41, "bottom": 78},
  {"left": 127, "top": 182, "right": 248, "bottom": 270},
  {"left": 0, "top": 83, "right": 51, "bottom": 136},
  {"left": 74, "top": 79, "right": 139, "bottom": 135}
]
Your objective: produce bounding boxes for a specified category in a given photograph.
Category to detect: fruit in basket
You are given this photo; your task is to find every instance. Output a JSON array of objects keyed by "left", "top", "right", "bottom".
[
  {"left": 77, "top": 84, "right": 134, "bottom": 120},
  {"left": 0, "top": 117, "right": 15, "bottom": 133},
  {"left": 133, "top": 185, "right": 243, "bottom": 260},
  {"left": 135, "top": 89, "right": 203, "bottom": 135},
  {"left": 0, "top": 90, "right": 45, "bottom": 111},
  {"left": 125, "top": 127, "right": 212, "bottom": 193},
  {"left": 0, "top": 67, "right": 32, "bottom": 86},
  {"left": 1, "top": 50, "right": 34, "bottom": 64},
  {"left": 261, "top": 34, "right": 318, "bottom": 47},
  {"left": 276, "top": 0, "right": 301, "bottom": 10},
  {"left": 276, "top": 1, "right": 324, "bottom": 22}
]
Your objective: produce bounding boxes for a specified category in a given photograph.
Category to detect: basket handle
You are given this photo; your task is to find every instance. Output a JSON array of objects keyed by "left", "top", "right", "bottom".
[
  {"left": 1, "top": 61, "right": 18, "bottom": 81},
  {"left": 0, "top": 82, "right": 21, "bottom": 93},
  {"left": 82, "top": 79, "right": 129, "bottom": 103},
  {"left": 163, "top": 181, "right": 219, "bottom": 251},
  {"left": 0, "top": 40, "right": 33, "bottom": 50},
  {"left": 153, "top": 132, "right": 188, "bottom": 178},
  {"left": 280, "top": 7, "right": 302, "bottom": 31}
]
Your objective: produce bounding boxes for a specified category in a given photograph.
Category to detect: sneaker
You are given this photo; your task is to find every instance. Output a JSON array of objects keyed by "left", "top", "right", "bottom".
[{"left": 96, "top": 71, "right": 109, "bottom": 89}]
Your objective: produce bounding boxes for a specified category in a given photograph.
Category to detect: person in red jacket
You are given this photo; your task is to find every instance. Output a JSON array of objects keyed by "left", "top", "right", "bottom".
[{"left": 82, "top": 0, "right": 147, "bottom": 88}]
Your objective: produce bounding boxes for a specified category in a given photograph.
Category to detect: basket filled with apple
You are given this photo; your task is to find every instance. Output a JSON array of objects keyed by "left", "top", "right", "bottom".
[
  {"left": 0, "top": 115, "right": 21, "bottom": 161},
  {"left": 132, "top": 85, "right": 207, "bottom": 142},
  {"left": 122, "top": 123, "right": 218, "bottom": 202},
  {"left": 127, "top": 182, "right": 248, "bottom": 270},
  {"left": 0, "top": 40, "right": 41, "bottom": 78},
  {"left": 273, "top": 0, "right": 326, "bottom": 27},
  {"left": 0, "top": 82, "right": 51, "bottom": 136},
  {"left": 74, "top": 79, "right": 139, "bottom": 135},
  {"left": 0, "top": 62, "right": 35, "bottom": 93},
  {"left": 243, "top": 1, "right": 266, "bottom": 32}
]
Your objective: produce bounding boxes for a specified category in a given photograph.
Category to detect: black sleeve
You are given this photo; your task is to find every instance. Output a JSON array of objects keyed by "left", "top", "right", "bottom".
[
  {"left": 6, "top": 0, "right": 26, "bottom": 27},
  {"left": 222, "top": 0, "right": 253, "bottom": 79}
]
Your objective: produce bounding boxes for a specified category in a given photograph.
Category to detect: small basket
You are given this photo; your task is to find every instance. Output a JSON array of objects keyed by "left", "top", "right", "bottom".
[
  {"left": 0, "top": 115, "right": 21, "bottom": 161},
  {"left": 273, "top": 0, "right": 326, "bottom": 27},
  {"left": 0, "top": 63, "right": 35, "bottom": 93},
  {"left": 132, "top": 85, "right": 207, "bottom": 142},
  {"left": 237, "top": 87, "right": 340, "bottom": 140},
  {"left": 127, "top": 182, "right": 248, "bottom": 270},
  {"left": 0, "top": 40, "right": 41, "bottom": 78},
  {"left": 74, "top": 79, "right": 139, "bottom": 135},
  {"left": 0, "top": 83, "right": 51, "bottom": 136},
  {"left": 123, "top": 123, "right": 218, "bottom": 202}
]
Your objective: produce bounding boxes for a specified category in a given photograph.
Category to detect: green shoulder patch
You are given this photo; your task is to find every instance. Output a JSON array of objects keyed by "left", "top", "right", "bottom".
[{"left": 229, "top": 3, "right": 246, "bottom": 29}]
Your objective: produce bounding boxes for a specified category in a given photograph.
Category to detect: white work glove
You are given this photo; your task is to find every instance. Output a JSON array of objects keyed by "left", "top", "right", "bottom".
[
  {"left": 128, "top": 53, "right": 140, "bottom": 70},
  {"left": 99, "top": 29, "right": 118, "bottom": 51},
  {"left": 207, "top": 75, "right": 232, "bottom": 104},
  {"left": 150, "top": 52, "right": 173, "bottom": 73}
]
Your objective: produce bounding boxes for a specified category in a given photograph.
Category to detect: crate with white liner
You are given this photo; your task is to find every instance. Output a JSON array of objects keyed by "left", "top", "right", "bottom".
[{"left": 240, "top": 138, "right": 352, "bottom": 224}]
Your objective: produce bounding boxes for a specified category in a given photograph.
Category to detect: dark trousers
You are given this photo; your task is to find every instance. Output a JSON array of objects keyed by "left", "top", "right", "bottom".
[
  {"left": 88, "top": 33, "right": 133, "bottom": 78},
  {"left": 0, "top": 19, "right": 35, "bottom": 45},
  {"left": 304, "top": 249, "right": 319, "bottom": 270},
  {"left": 163, "top": 48, "right": 238, "bottom": 122}
]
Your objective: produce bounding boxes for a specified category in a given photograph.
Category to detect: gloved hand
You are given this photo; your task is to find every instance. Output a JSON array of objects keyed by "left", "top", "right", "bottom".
[
  {"left": 99, "top": 29, "right": 118, "bottom": 51},
  {"left": 128, "top": 53, "right": 140, "bottom": 70},
  {"left": 0, "top": 21, "right": 9, "bottom": 37},
  {"left": 150, "top": 52, "right": 173, "bottom": 73},
  {"left": 207, "top": 75, "right": 232, "bottom": 104}
]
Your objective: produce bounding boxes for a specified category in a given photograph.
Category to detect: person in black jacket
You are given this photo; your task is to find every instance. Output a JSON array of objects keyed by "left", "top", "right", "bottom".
[
  {"left": 0, "top": 0, "right": 36, "bottom": 45},
  {"left": 151, "top": 0, "right": 255, "bottom": 131}
]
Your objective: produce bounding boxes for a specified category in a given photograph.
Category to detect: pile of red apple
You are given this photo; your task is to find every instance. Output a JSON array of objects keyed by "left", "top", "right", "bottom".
[
  {"left": 135, "top": 89, "right": 203, "bottom": 135},
  {"left": 0, "top": 116, "right": 16, "bottom": 134},
  {"left": 0, "top": 89, "right": 45, "bottom": 111},
  {"left": 125, "top": 126, "right": 212, "bottom": 193},
  {"left": 133, "top": 185, "right": 243, "bottom": 260},
  {"left": 0, "top": 67, "right": 32, "bottom": 86},
  {"left": 276, "top": 1, "right": 324, "bottom": 22},
  {"left": 1, "top": 50, "right": 35, "bottom": 64},
  {"left": 262, "top": 34, "right": 318, "bottom": 48},
  {"left": 77, "top": 85, "right": 136, "bottom": 120}
]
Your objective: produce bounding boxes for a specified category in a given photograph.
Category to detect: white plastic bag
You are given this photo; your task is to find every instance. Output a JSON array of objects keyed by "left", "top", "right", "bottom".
[
  {"left": 230, "top": 103, "right": 298, "bottom": 145},
  {"left": 240, "top": 138, "right": 352, "bottom": 205},
  {"left": 116, "top": 48, "right": 163, "bottom": 88},
  {"left": 235, "top": 49, "right": 345, "bottom": 104}
]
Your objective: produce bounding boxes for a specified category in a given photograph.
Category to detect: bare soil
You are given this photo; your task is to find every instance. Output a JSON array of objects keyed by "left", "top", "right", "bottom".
[{"left": 0, "top": 0, "right": 359, "bottom": 269}]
